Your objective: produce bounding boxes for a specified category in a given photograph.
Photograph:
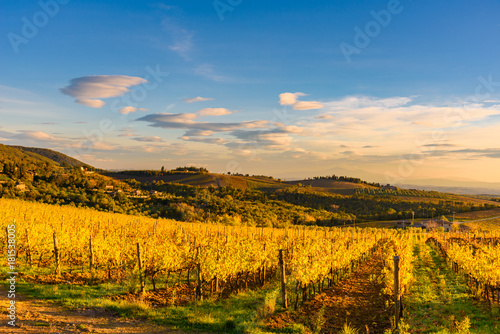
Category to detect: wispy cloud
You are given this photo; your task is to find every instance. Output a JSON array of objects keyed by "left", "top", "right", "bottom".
[
  {"left": 0, "top": 130, "right": 60, "bottom": 142},
  {"left": 180, "top": 136, "right": 226, "bottom": 144},
  {"left": 184, "top": 96, "right": 214, "bottom": 103},
  {"left": 162, "top": 18, "right": 193, "bottom": 60},
  {"left": 118, "top": 128, "right": 137, "bottom": 137},
  {"left": 194, "top": 64, "right": 227, "bottom": 82},
  {"left": 137, "top": 112, "right": 268, "bottom": 132},
  {"left": 119, "top": 106, "right": 148, "bottom": 115},
  {"left": 132, "top": 136, "right": 164, "bottom": 143},
  {"left": 60, "top": 75, "right": 147, "bottom": 108}
]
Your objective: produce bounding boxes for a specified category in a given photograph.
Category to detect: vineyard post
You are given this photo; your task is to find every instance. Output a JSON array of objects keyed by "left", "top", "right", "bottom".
[
  {"left": 25, "top": 229, "right": 32, "bottom": 266},
  {"left": 394, "top": 256, "right": 401, "bottom": 330},
  {"left": 196, "top": 246, "right": 202, "bottom": 300},
  {"left": 278, "top": 249, "right": 288, "bottom": 308},
  {"left": 52, "top": 232, "right": 61, "bottom": 276},
  {"left": 89, "top": 236, "right": 94, "bottom": 272},
  {"left": 136, "top": 243, "right": 145, "bottom": 294},
  {"left": 5, "top": 226, "right": 10, "bottom": 256}
]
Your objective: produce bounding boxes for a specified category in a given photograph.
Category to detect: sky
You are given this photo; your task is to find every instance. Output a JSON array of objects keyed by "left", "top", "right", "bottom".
[{"left": 1, "top": 0, "right": 500, "bottom": 185}]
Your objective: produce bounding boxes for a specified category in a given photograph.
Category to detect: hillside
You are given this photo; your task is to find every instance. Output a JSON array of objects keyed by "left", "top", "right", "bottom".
[
  {"left": 0, "top": 144, "right": 56, "bottom": 168},
  {"left": 107, "top": 170, "right": 287, "bottom": 191},
  {"left": 0, "top": 144, "right": 499, "bottom": 228},
  {"left": 11, "top": 145, "right": 93, "bottom": 169},
  {"left": 105, "top": 170, "right": 379, "bottom": 193}
]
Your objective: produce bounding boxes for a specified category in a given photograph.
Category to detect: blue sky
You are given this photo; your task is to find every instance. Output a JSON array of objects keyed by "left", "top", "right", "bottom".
[{"left": 1, "top": 0, "right": 500, "bottom": 184}]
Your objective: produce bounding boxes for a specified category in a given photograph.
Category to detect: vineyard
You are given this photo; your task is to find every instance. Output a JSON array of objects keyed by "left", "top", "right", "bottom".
[
  {"left": 1, "top": 197, "right": 500, "bottom": 333},
  {"left": 429, "top": 232, "right": 500, "bottom": 304}
]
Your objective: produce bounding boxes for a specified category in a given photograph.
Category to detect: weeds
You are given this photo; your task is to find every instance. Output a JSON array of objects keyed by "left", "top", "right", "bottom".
[{"left": 339, "top": 322, "right": 359, "bottom": 334}]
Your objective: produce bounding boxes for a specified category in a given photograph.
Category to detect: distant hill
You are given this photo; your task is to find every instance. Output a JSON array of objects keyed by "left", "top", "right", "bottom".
[
  {"left": 286, "top": 178, "right": 377, "bottom": 195},
  {"left": 106, "top": 170, "right": 380, "bottom": 194},
  {"left": 105, "top": 171, "right": 288, "bottom": 191},
  {"left": 10, "top": 145, "right": 93, "bottom": 169}
]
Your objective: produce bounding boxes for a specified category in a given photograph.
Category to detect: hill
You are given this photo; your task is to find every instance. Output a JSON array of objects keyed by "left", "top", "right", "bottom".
[
  {"left": 0, "top": 143, "right": 56, "bottom": 168},
  {"left": 11, "top": 145, "right": 93, "bottom": 169},
  {"left": 106, "top": 170, "right": 287, "bottom": 191},
  {"left": 1, "top": 143, "right": 499, "bottom": 228}
]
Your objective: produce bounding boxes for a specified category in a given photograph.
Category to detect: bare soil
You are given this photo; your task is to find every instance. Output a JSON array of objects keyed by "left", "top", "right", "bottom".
[
  {"left": 0, "top": 285, "right": 189, "bottom": 334},
  {"left": 267, "top": 253, "right": 392, "bottom": 333}
]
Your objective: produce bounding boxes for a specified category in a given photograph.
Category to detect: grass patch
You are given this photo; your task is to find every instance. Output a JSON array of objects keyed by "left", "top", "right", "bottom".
[
  {"left": 1, "top": 265, "right": 301, "bottom": 333},
  {"left": 402, "top": 242, "right": 500, "bottom": 333}
]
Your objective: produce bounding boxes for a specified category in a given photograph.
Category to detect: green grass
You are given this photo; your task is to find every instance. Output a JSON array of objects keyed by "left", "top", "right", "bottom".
[
  {"left": 401, "top": 242, "right": 500, "bottom": 333},
  {"left": 1, "top": 263, "right": 308, "bottom": 333}
]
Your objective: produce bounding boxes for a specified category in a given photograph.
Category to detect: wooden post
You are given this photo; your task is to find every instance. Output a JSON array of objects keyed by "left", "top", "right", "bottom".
[
  {"left": 215, "top": 246, "right": 220, "bottom": 293},
  {"left": 394, "top": 256, "right": 401, "bottom": 329},
  {"left": 136, "top": 243, "right": 145, "bottom": 294},
  {"left": 279, "top": 249, "right": 288, "bottom": 308},
  {"left": 195, "top": 246, "right": 202, "bottom": 300},
  {"left": 89, "top": 236, "right": 94, "bottom": 272},
  {"left": 53, "top": 232, "right": 61, "bottom": 276},
  {"left": 25, "top": 229, "right": 32, "bottom": 267}
]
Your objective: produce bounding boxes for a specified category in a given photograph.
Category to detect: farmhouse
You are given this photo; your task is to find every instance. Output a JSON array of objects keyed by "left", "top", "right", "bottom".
[
  {"left": 395, "top": 220, "right": 426, "bottom": 229},
  {"left": 15, "top": 182, "right": 27, "bottom": 191},
  {"left": 421, "top": 219, "right": 457, "bottom": 232}
]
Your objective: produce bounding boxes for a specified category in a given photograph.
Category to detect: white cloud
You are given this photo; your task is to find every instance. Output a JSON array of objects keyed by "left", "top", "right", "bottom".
[
  {"left": 198, "top": 108, "right": 234, "bottom": 116},
  {"left": 279, "top": 92, "right": 306, "bottom": 106},
  {"left": 279, "top": 92, "right": 323, "bottom": 110},
  {"left": 60, "top": 75, "right": 147, "bottom": 108},
  {"left": 184, "top": 97, "right": 214, "bottom": 103},
  {"left": 119, "top": 106, "right": 148, "bottom": 115},
  {"left": 18, "top": 131, "right": 58, "bottom": 141},
  {"left": 293, "top": 101, "right": 324, "bottom": 110},
  {"left": 0, "top": 129, "right": 60, "bottom": 142}
]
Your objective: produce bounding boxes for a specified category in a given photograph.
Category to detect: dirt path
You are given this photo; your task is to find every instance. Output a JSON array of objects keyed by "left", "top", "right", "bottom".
[
  {"left": 0, "top": 285, "right": 189, "bottom": 334},
  {"left": 268, "top": 252, "right": 392, "bottom": 333},
  {"left": 402, "top": 242, "right": 500, "bottom": 333}
]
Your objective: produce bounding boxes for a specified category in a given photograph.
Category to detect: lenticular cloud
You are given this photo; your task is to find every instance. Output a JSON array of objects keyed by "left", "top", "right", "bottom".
[{"left": 60, "top": 75, "right": 147, "bottom": 108}]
